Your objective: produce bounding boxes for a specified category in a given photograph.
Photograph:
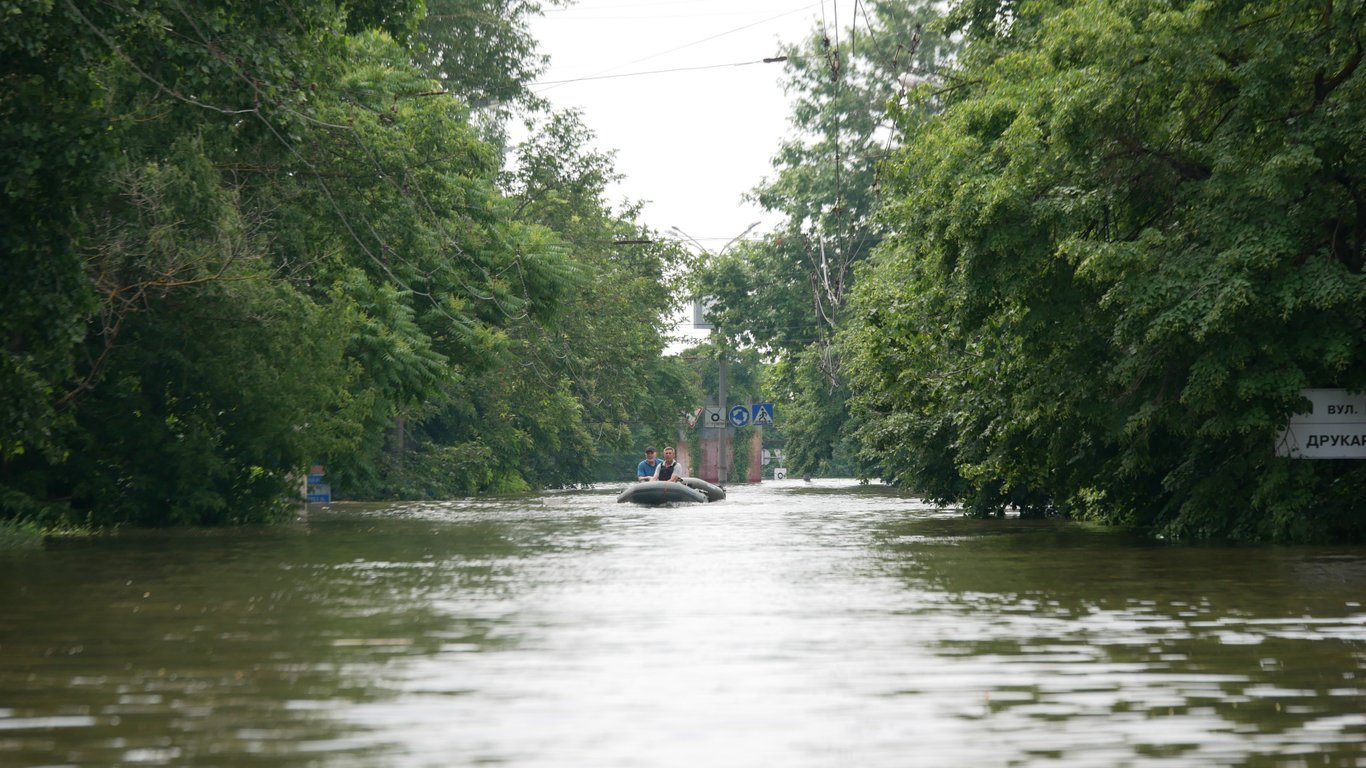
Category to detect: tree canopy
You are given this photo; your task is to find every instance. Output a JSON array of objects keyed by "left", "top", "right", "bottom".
[
  {"left": 10, "top": 0, "right": 1362, "bottom": 543},
  {"left": 691, "top": 0, "right": 957, "bottom": 477},
  {"left": 2, "top": 0, "right": 687, "bottom": 526},
  {"left": 845, "top": 0, "right": 1365, "bottom": 541}
]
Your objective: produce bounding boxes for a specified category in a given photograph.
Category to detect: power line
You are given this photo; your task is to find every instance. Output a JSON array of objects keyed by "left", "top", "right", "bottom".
[
  {"left": 534, "top": 3, "right": 819, "bottom": 94},
  {"left": 531, "top": 56, "right": 787, "bottom": 87},
  {"left": 544, "top": 1, "right": 809, "bottom": 13}
]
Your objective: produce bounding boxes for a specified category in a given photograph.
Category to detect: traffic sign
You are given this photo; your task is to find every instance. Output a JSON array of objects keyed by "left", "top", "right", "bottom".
[
  {"left": 729, "top": 404, "right": 751, "bottom": 427},
  {"left": 752, "top": 402, "right": 774, "bottom": 426},
  {"left": 702, "top": 407, "right": 726, "bottom": 429}
]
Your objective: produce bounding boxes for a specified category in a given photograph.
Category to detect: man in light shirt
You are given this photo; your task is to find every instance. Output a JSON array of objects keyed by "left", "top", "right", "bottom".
[{"left": 652, "top": 447, "right": 686, "bottom": 483}]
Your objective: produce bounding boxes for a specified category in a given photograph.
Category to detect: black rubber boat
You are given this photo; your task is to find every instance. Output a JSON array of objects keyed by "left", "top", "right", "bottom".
[{"left": 617, "top": 480, "right": 707, "bottom": 505}]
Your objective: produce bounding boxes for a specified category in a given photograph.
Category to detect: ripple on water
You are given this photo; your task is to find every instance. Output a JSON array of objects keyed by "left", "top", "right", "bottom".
[{"left": 2, "top": 480, "right": 1365, "bottom": 766}]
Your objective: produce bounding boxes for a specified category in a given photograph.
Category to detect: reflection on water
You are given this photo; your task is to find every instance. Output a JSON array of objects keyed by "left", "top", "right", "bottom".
[{"left": 2, "top": 480, "right": 1364, "bottom": 766}]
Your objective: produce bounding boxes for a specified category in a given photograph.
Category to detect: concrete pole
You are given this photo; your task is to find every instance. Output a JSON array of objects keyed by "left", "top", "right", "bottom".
[
  {"left": 748, "top": 426, "right": 763, "bottom": 483},
  {"left": 718, "top": 344, "right": 728, "bottom": 486}
]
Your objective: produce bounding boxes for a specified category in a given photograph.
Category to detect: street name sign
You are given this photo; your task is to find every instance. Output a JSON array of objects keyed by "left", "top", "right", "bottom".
[{"left": 1276, "top": 389, "right": 1366, "bottom": 459}]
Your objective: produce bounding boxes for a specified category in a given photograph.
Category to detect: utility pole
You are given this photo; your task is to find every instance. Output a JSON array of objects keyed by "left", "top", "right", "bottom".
[
  {"left": 670, "top": 222, "right": 760, "bottom": 488},
  {"left": 717, "top": 333, "right": 728, "bottom": 486}
]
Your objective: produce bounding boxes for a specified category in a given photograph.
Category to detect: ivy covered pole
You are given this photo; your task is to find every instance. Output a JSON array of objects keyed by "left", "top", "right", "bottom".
[
  {"left": 672, "top": 223, "right": 760, "bottom": 485},
  {"left": 718, "top": 330, "right": 729, "bottom": 485}
]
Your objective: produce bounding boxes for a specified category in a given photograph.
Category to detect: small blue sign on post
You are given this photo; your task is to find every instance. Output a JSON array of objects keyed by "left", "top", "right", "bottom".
[
  {"left": 306, "top": 464, "right": 331, "bottom": 503},
  {"left": 729, "top": 404, "right": 751, "bottom": 427},
  {"left": 752, "top": 402, "right": 775, "bottom": 426}
]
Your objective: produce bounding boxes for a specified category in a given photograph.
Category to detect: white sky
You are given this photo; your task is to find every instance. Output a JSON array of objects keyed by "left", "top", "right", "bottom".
[
  {"left": 528, "top": 1, "right": 824, "bottom": 237},
  {"left": 527, "top": 1, "right": 825, "bottom": 345}
]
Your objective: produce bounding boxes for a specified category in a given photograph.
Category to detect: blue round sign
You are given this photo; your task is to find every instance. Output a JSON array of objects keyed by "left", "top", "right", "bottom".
[{"left": 729, "top": 405, "right": 751, "bottom": 427}]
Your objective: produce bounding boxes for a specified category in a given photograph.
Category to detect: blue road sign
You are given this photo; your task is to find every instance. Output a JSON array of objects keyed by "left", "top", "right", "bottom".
[
  {"left": 729, "top": 404, "right": 751, "bottom": 427},
  {"left": 752, "top": 402, "right": 775, "bottom": 426}
]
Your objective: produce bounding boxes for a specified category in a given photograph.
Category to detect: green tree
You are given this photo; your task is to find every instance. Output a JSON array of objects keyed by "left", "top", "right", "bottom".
[
  {"left": 417, "top": 0, "right": 566, "bottom": 112},
  {"left": 2, "top": 0, "right": 592, "bottom": 523},
  {"left": 254, "top": 29, "right": 583, "bottom": 498},
  {"left": 694, "top": 0, "right": 956, "bottom": 477},
  {"left": 502, "top": 111, "right": 692, "bottom": 452},
  {"left": 467, "top": 110, "right": 697, "bottom": 488},
  {"left": 2, "top": 0, "right": 383, "bottom": 524},
  {"left": 847, "top": 0, "right": 1366, "bottom": 541},
  {"left": 2, "top": 0, "right": 131, "bottom": 466},
  {"left": 344, "top": 108, "right": 699, "bottom": 495}
]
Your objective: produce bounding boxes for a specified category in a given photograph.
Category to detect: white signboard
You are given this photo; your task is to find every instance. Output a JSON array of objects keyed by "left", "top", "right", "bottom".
[
  {"left": 702, "top": 406, "right": 726, "bottom": 429},
  {"left": 1276, "top": 389, "right": 1366, "bottom": 459},
  {"left": 692, "top": 299, "right": 715, "bottom": 331}
]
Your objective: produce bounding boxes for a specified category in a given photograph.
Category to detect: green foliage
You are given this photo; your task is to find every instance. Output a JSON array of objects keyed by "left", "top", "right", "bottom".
[
  {"left": 416, "top": 0, "right": 566, "bottom": 112},
  {"left": 1, "top": 0, "right": 110, "bottom": 463},
  {"left": 689, "top": 1, "right": 958, "bottom": 475},
  {"left": 3, "top": 0, "right": 692, "bottom": 525},
  {"left": 3, "top": 0, "right": 374, "bottom": 525},
  {"left": 489, "top": 111, "right": 696, "bottom": 482},
  {"left": 64, "top": 282, "right": 351, "bottom": 525},
  {"left": 778, "top": 345, "right": 858, "bottom": 477},
  {"left": 847, "top": 0, "right": 1366, "bottom": 541},
  {"left": 0, "top": 519, "right": 44, "bottom": 550}
]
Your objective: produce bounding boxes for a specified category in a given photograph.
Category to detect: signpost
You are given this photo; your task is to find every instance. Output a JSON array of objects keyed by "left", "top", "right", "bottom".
[
  {"left": 306, "top": 464, "right": 332, "bottom": 503},
  {"left": 1276, "top": 389, "right": 1366, "bottom": 459},
  {"left": 729, "top": 404, "right": 751, "bottom": 427},
  {"left": 675, "top": 223, "right": 759, "bottom": 486}
]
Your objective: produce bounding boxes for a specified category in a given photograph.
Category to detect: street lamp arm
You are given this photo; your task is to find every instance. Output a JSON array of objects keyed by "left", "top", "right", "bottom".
[
  {"left": 669, "top": 221, "right": 762, "bottom": 258},
  {"left": 667, "top": 226, "right": 707, "bottom": 255},
  {"left": 665, "top": 222, "right": 764, "bottom": 487},
  {"left": 721, "top": 221, "right": 762, "bottom": 255}
]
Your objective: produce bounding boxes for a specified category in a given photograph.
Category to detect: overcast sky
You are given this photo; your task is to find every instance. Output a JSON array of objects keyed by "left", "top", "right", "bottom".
[{"left": 527, "top": 1, "right": 825, "bottom": 247}]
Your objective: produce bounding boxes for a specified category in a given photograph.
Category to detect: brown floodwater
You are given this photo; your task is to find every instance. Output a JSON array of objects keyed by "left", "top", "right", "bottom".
[{"left": 2, "top": 479, "right": 1364, "bottom": 766}]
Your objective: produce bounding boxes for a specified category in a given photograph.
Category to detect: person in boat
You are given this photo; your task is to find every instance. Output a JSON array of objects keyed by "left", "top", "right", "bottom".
[
  {"left": 636, "top": 447, "right": 662, "bottom": 481},
  {"left": 652, "top": 447, "right": 687, "bottom": 483}
]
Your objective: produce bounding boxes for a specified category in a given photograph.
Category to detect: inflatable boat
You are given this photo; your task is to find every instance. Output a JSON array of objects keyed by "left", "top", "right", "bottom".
[
  {"left": 617, "top": 480, "right": 707, "bottom": 505},
  {"left": 681, "top": 477, "right": 726, "bottom": 502}
]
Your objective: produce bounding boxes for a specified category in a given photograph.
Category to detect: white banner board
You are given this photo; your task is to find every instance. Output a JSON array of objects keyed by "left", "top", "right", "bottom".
[{"left": 1276, "top": 389, "right": 1366, "bottom": 459}]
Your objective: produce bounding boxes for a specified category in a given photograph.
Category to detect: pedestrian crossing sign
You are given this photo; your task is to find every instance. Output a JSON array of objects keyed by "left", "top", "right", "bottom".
[{"left": 752, "top": 402, "right": 774, "bottom": 426}]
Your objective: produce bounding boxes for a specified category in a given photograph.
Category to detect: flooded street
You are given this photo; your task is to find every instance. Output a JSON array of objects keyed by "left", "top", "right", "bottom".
[{"left": 3, "top": 479, "right": 1365, "bottom": 766}]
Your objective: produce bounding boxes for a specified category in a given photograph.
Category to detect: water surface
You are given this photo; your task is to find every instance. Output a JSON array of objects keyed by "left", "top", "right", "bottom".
[{"left": 3, "top": 480, "right": 1365, "bottom": 766}]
